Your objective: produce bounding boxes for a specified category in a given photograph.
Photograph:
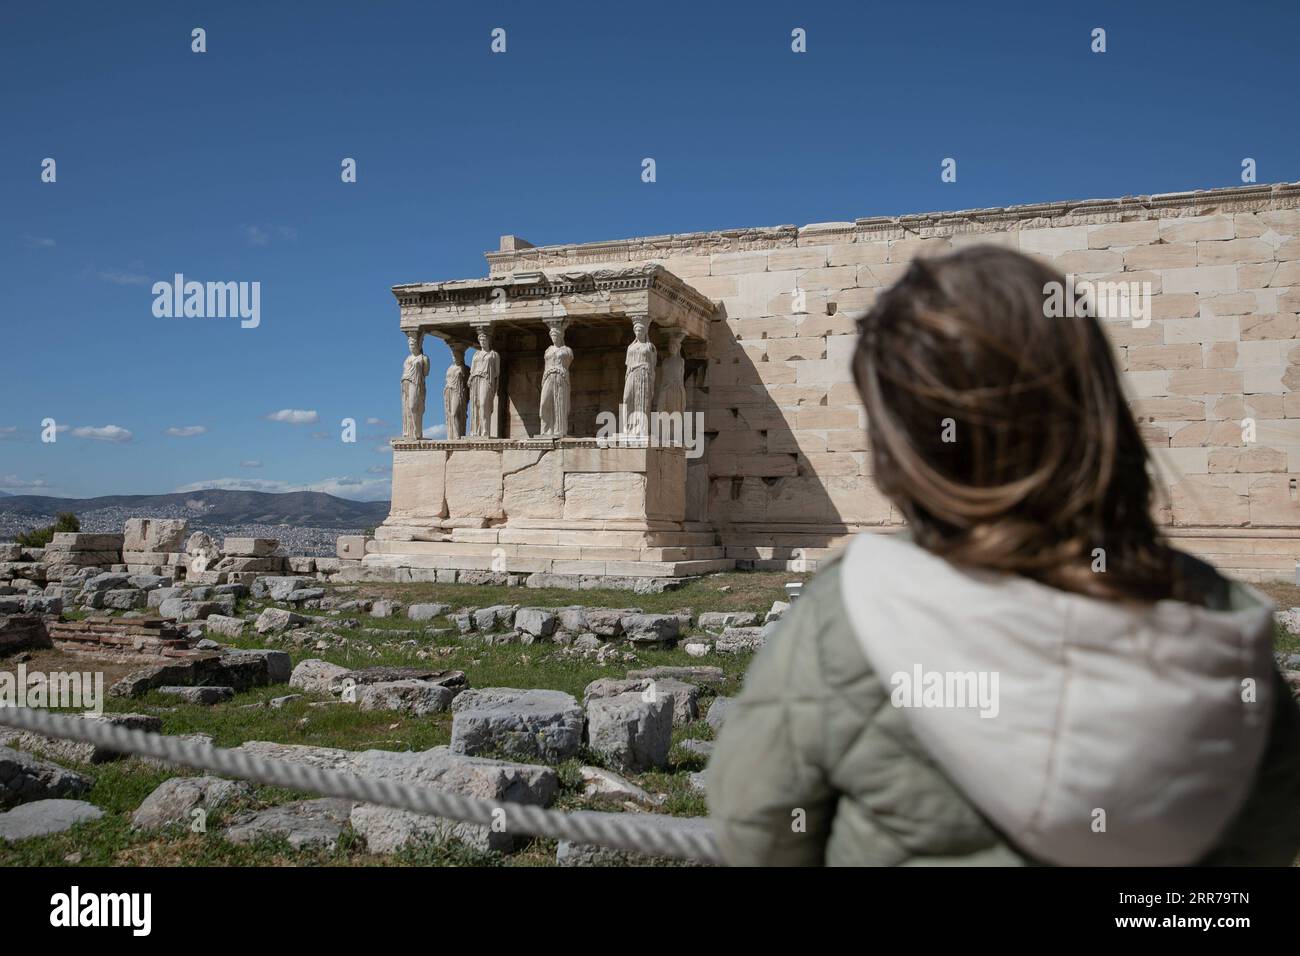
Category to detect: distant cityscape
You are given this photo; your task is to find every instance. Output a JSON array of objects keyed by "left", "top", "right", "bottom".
[{"left": 0, "top": 491, "right": 388, "bottom": 556}]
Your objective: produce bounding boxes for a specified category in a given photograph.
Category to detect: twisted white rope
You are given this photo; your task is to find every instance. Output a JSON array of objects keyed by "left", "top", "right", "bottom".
[{"left": 0, "top": 707, "right": 720, "bottom": 864}]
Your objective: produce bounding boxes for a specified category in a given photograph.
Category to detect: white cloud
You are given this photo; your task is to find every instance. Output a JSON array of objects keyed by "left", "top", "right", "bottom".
[
  {"left": 0, "top": 426, "right": 18, "bottom": 440},
  {"left": 265, "top": 409, "right": 319, "bottom": 425},
  {"left": 0, "top": 474, "right": 51, "bottom": 491},
  {"left": 365, "top": 417, "right": 386, "bottom": 426},
  {"left": 164, "top": 425, "right": 207, "bottom": 438},
  {"left": 175, "top": 475, "right": 390, "bottom": 502},
  {"left": 71, "top": 424, "right": 133, "bottom": 443},
  {"left": 22, "top": 235, "right": 56, "bottom": 249},
  {"left": 240, "top": 459, "right": 262, "bottom": 468},
  {"left": 96, "top": 270, "right": 150, "bottom": 286},
  {"left": 366, "top": 464, "right": 391, "bottom": 475},
  {"left": 427, "top": 423, "right": 447, "bottom": 439},
  {"left": 244, "top": 224, "right": 298, "bottom": 246}
]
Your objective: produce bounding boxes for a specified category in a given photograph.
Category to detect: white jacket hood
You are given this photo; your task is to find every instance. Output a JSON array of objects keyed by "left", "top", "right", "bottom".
[{"left": 839, "top": 532, "right": 1277, "bottom": 866}]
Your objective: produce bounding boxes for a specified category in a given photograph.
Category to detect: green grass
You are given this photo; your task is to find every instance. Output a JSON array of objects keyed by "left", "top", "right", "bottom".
[
  {"left": 2, "top": 578, "right": 752, "bottom": 867},
  {"left": 349, "top": 569, "right": 802, "bottom": 616}
]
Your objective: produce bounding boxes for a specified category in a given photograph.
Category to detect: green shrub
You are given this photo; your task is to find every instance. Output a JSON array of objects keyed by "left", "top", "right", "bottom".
[{"left": 15, "top": 512, "right": 80, "bottom": 548}]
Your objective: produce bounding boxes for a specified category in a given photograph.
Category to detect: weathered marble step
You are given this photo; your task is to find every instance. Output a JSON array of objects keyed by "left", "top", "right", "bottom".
[
  {"left": 365, "top": 538, "right": 724, "bottom": 563},
  {"left": 362, "top": 552, "right": 734, "bottom": 578}
]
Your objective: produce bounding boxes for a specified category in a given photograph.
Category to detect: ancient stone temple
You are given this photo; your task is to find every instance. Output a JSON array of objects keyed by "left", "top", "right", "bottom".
[
  {"left": 365, "top": 182, "right": 1300, "bottom": 583},
  {"left": 369, "top": 265, "right": 729, "bottom": 581}
]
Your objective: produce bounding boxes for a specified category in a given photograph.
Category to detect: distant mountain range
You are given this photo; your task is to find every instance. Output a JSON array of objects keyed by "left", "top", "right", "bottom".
[{"left": 0, "top": 489, "right": 390, "bottom": 526}]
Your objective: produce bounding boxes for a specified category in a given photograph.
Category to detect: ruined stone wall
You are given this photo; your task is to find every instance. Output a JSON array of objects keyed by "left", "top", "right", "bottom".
[{"left": 486, "top": 183, "right": 1300, "bottom": 581}]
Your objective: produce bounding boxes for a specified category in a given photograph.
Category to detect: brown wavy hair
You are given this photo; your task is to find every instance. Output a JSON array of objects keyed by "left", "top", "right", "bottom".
[{"left": 852, "top": 244, "right": 1214, "bottom": 605}]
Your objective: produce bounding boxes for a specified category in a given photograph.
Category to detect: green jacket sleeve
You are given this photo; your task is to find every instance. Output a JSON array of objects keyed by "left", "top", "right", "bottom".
[{"left": 707, "top": 571, "right": 839, "bottom": 866}]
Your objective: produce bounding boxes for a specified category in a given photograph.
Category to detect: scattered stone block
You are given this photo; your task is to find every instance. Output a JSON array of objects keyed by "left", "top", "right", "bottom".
[
  {"left": 101, "top": 588, "right": 146, "bottom": 610},
  {"left": 370, "top": 600, "right": 400, "bottom": 619},
  {"left": 187, "top": 570, "right": 228, "bottom": 585},
  {"left": 0, "top": 713, "right": 161, "bottom": 764},
  {"left": 223, "top": 538, "right": 279, "bottom": 557},
  {"left": 579, "top": 766, "right": 662, "bottom": 808},
  {"left": 555, "top": 811, "right": 712, "bottom": 866},
  {"left": 583, "top": 676, "right": 700, "bottom": 725},
  {"left": 619, "top": 613, "right": 680, "bottom": 644},
  {"left": 585, "top": 608, "right": 632, "bottom": 637},
  {"left": 0, "top": 615, "right": 50, "bottom": 653},
  {"left": 255, "top": 607, "right": 309, "bottom": 634},
  {"left": 354, "top": 680, "right": 455, "bottom": 715},
  {"left": 0, "top": 799, "right": 104, "bottom": 842},
  {"left": 678, "top": 738, "right": 714, "bottom": 759},
  {"left": 122, "top": 518, "right": 188, "bottom": 554},
  {"left": 515, "top": 607, "right": 557, "bottom": 639},
  {"left": 253, "top": 576, "right": 315, "bottom": 601},
  {"left": 289, "top": 659, "right": 350, "bottom": 694},
  {"left": 347, "top": 746, "right": 558, "bottom": 854},
  {"left": 716, "top": 626, "right": 766, "bottom": 654},
  {"left": 223, "top": 649, "right": 292, "bottom": 684},
  {"left": 287, "top": 556, "right": 317, "bottom": 574},
  {"left": 51, "top": 533, "right": 124, "bottom": 551},
  {"left": 0, "top": 746, "right": 91, "bottom": 808},
  {"left": 132, "top": 776, "right": 251, "bottom": 829},
  {"left": 706, "top": 697, "right": 734, "bottom": 733},
  {"left": 215, "top": 556, "right": 284, "bottom": 574},
  {"left": 225, "top": 798, "right": 353, "bottom": 850},
  {"left": 127, "top": 574, "right": 172, "bottom": 591},
  {"left": 765, "top": 601, "right": 791, "bottom": 623},
  {"left": 82, "top": 572, "right": 131, "bottom": 593},
  {"left": 627, "top": 665, "right": 725, "bottom": 687},
  {"left": 147, "top": 587, "right": 184, "bottom": 609},
  {"left": 407, "top": 603, "right": 450, "bottom": 621},
  {"left": 336, "top": 536, "right": 366, "bottom": 560},
  {"left": 204, "top": 614, "right": 245, "bottom": 639},
  {"left": 698, "top": 611, "right": 758, "bottom": 629},
  {"left": 472, "top": 604, "right": 516, "bottom": 631},
  {"left": 585, "top": 692, "right": 673, "bottom": 771},
  {"left": 157, "top": 685, "right": 234, "bottom": 705},
  {"left": 450, "top": 688, "right": 584, "bottom": 762}
]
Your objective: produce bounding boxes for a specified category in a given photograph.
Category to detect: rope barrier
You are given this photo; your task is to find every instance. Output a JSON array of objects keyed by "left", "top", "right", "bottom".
[{"left": 0, "top": 706, "right": 721, "bottom": 864}]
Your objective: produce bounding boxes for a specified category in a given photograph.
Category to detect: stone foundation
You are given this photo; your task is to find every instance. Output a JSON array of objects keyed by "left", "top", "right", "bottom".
[{"left": 370, "top": 439, "right": 728, "bottom": 579}]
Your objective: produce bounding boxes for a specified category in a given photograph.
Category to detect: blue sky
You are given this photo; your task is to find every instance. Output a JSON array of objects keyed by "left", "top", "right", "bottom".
[{"left": 1, "top": 0, "right": 1296, "bottom": 501}]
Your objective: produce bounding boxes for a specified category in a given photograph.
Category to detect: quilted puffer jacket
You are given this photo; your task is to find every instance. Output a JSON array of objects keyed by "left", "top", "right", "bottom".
[{"left": 708, "top": 531, "right": 1300, "bottom": 866}]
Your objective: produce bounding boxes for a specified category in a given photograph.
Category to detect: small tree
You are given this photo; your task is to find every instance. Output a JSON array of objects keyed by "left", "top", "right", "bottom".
[
  {"left": 15, "top": 512, "right": 81, "bottom": 548},
  {"left": 53, "top": 512, "right": 80, "bottom": 533}
]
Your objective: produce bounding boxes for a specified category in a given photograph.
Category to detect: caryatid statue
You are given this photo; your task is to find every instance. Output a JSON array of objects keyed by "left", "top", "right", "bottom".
[
  {"left": 539, "top": 319, "right": 573, "bottom": 438},
  {"left": 400, "top": 330, "right": 430, "bottom": 439},
  {"left": 655, "top": 329, "right": 687, "bottom": 417},
  {"left": 467, "top": 326, "right": 500, "bottom": 438},
  {"left": 622, "top": 318, "right": 656, "bottom": 438},
  {"left": 443, "top": 343, "right": 468, "bottom": 440}
]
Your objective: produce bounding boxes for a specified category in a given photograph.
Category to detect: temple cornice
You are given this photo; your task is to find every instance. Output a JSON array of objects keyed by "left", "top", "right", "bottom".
[{"left": 393, "top": 264, "right": 716, "bottom": 346}]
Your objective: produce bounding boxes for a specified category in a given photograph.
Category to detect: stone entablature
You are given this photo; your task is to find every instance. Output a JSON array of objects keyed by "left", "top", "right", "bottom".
[
  {"left": 394, "top": 264, "right": 716, "bottom": 347},
  {"left": 485, "top": 182, "right": 1300, "bottom": 274}
]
